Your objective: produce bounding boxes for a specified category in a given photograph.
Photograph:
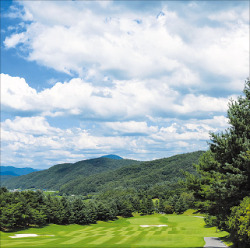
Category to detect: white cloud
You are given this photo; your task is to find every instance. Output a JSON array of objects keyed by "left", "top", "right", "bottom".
[
  {"left": 2, "top": 116, "right": 60, "bottom": 135},
  {"left": 1, "top": 113, "right": 230, "bottom": 168},
  {"left": 4, "top": 32, "right": 26, "bottom": 48},
  {"left": 105, "top": 121, "right": 158, "bottom": 135},
  {"left": 1, "top": 74, "right": 231, "bottom": 120},
  {"left": 208, "top": 9, "right": 249, "bottom": 23},
  {"left": 1, "top": 74, "right": 37, "bottom": 111},
  {"left": 174, "top": 94, "right": 229, "bottom": 113},
  {"left": 1, "top": 1, "right": 248, "bottom": 168},
  {"left": 4, "top": 1, "right": 248, "bottom": 89}
]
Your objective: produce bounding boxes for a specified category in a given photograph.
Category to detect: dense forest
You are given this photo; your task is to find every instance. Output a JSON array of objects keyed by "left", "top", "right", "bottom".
[
  {"left": 60, "top": 151, "right": 203, "bottom": 195},
  {"left": 0, "top": 186, "right": 195, "bottom": 231}
]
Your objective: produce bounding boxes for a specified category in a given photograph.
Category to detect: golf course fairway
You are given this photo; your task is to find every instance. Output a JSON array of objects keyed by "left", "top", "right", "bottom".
[{"left": 0, "top": 213, "right": 228, "bottom": 248}]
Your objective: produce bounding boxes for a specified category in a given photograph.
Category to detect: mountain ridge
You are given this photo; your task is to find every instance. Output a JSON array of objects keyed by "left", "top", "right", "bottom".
[
  {"left": 0, "top": 166, "right": 41, "bottom": 182},
  {"left": 3, "top": 151, "right": 204, "bottom": 195},
  {"left": 2, "top": 157, "right": 140, "bottom": 190}
]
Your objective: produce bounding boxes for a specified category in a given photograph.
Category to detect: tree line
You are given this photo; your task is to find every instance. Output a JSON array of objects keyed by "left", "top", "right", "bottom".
[{"left": 0, "top": 187, "right": 194, "bottom": 231}]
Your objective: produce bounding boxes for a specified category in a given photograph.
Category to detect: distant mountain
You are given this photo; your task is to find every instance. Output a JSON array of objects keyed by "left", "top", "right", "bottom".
[
  {"left": 0, "top": 166, "right": 41, "bottom": 181},
  {"left": 0, "top": 166, "right": 40, "bottom": 176},
  {"left": 101, "top": 154, "right": 123, "bottom": 160},
  {"left": 2, "top": 157, "right": 139, "bottom": 190}
]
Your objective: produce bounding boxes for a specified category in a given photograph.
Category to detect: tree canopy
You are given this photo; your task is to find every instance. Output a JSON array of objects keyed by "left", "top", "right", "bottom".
[{"left": 187, "top": 79, "right": 250, "bottom": 247}]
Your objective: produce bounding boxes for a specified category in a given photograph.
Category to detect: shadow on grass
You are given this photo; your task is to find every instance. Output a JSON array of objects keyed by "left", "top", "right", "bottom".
[
  {"left": 220, "top": 235, "right": 234, "bottom": 247},
  {"left": 1, "top": 224, "right": 50, "bottom": 233}
]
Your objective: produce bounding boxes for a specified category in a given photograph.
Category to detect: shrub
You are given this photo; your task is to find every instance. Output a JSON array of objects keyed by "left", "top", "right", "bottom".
[{"left": 227, "top": 197, "right": 250, "bottom": 248}]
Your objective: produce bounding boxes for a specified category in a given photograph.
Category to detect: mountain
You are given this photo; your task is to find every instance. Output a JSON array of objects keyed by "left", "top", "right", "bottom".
[
  {"left": 101, "top": 154, "right": 123, "bottom": 160},
  {"left": 2, "top": 157, "right": 140, "bottom": 190},
  {"left": 3, "top": 151, "right": 204, "bottom": 195},
  {"left": 60, "top": 151, "right": 204, "bottom": 195},
  {"left": 0, "top": 166, "right": 41, "bottom": 182}
]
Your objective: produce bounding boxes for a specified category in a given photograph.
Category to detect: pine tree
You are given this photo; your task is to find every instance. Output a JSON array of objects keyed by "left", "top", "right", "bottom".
[
  {"left": 158, "top": 198, "right": 165, "bottom": 213},
  {"left": 139, "top": 197, "right": 147, "bottom": 215},
  {"left": 188, "top": 80, "right": 250, "bottom": 231},
  {"left": 146, "top": 197, "right": 154, "bottom": 215}
]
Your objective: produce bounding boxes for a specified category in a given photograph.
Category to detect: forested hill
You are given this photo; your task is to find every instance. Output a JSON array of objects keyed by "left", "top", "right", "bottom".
[
  {"left": 3, "top": 151, "right": 204, "bottom": 195},
  {"left": 3, "top": 157, "right": 140, "bottom": 190},
  {"left": 60, "top": 151, "right": 204, "bottom": 195}
]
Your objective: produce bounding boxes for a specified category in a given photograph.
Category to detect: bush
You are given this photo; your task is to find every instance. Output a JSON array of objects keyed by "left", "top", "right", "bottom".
[
  {"left": 204, "top": 215, "right": 217, "bottom": 227},
  {"left": 164, "top": 205, "right": 174, "bottom": 214},
  {"left": 227, "top": 197, "right": 250, "bottom": 248}
]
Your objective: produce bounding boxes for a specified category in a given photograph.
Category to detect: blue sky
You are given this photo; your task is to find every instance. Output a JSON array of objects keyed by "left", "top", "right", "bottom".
[{"left": 1, "top": 0, "right": 249, "bottom": 169}]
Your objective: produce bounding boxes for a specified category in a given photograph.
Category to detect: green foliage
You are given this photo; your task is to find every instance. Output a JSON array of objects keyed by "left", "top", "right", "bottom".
[
  {"left": 227, "top": 197, "right": 250, "bottom": 248},
  {"left": 187, "top": 80, "right": 250, "bottom": 245},
  {"left": 204, "top": 215, "right": 217, "bottom": 227},
  {"left": 0, "top": 190, "right": 47, "bottom": 230},
  {"left": 164, "top": 204, "right": 174, "bottom": 214}
]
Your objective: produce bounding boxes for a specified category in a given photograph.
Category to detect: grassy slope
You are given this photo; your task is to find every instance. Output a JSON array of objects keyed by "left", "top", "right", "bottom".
[{"left": 1, "top": 211, "right": 228, "bottom": 248}]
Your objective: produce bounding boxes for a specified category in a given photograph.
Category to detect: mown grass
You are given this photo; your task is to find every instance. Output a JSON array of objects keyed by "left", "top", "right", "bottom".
[{"left": 0, "top": 211, "right": 228, "bottom": 248}]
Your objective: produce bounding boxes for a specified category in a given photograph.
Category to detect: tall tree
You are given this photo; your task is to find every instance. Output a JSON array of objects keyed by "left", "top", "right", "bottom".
[{"left": 187, "top": 80, "right": 250, "bottom": 231}]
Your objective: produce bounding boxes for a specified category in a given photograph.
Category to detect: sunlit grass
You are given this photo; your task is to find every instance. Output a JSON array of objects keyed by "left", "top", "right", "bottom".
[{"left": 0, "top": 212, "right": 228, "bottom": 248}]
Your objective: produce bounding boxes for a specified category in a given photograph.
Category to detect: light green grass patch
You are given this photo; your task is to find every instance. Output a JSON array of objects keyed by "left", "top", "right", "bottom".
[{"left": 0, "top": 213, "right": 228, "bottom": 248}]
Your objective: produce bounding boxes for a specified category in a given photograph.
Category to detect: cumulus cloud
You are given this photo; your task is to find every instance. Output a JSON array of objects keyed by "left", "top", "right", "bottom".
[
  {"left": 1, "top": 1, "right": 248, "bottom": 168},
  {"left": 3, "top": 1, "right": 248, "bottom": 91},
  {"left": 1, "top": 114, "right": 230, "bottom": 168},
  {"left": 105, "top": 121, "right": 158, "bottom": 136},
  {"left": 1, "top": 74, "right": 232, "bottom": 120}
]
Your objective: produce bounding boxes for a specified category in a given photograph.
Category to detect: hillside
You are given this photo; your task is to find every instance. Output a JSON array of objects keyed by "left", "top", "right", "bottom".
[
  {"left": 60, "top": 151, "right": 204, "bottom": 195},
  {"left": 3, "top": 157, "right": 139, "bottom": 190},
  {"left": 3, "top": 151, "right": 204, "bottom": 195},
  {"left": 0, "top": 166, "right": 40, "bottom": 182}
]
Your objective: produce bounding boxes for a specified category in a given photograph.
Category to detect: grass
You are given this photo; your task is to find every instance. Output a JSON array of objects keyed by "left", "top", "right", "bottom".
[{"left": 0, "top": 211, "right": 228, "bottom": 248}]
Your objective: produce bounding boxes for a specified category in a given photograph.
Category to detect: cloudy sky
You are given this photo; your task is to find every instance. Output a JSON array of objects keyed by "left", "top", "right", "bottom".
[{"left": 1, "top": 0, "right": 249, "bottom": 169}]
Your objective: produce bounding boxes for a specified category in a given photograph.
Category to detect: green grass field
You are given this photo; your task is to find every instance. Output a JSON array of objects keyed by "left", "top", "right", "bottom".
[{"left": 0, "top": 212, "right": 228, "bottom": 248}]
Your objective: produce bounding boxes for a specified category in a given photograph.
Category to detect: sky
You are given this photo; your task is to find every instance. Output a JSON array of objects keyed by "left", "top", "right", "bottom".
[{"left": 1, "top": 0, "right": 249, "bottom": 169}]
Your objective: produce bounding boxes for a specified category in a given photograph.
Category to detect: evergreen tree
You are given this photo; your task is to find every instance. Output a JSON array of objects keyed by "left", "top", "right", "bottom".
[
  {"left": 70, "top": 198, "right": 85, "bottom": 224},
  {"left": 146, "top": 197, "right": 154, "bottom": 215},
  {"left": 119, "top": 200, "right": 133, "bottom": 217},
  {"left": 60, "top": 196, "right": 72, "bottom": 224},
  {"left": 187, "top": 80, "right": 250, "bottom": 237},
  {"left": 175, "top": 197, "right": 188, "bottom": 214},
  {"left": 139, "top": 197, "right": 147, "bottom": 215},
  {"left": 158, "top": 198, "right": 165, "bottom": 213},
  {"left": 131, "top": 196, "right": 140, "bottom": 212},
  {"left": 154, "top": 199, "right": 159, "bottom": 213}
]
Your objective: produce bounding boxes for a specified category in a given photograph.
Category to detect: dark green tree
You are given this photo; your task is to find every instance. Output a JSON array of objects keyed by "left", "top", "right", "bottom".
[
  {"left": 146, "top": 197, "right": 154, "bottom": 215},
  {"left": 154, "top": 199, "right": 159, "bottom": 213},
  {"left": 139, "top": 197, "right": 147, "bottom": 215},
  {"left": 187, "top": 80, "right": 250, "bottom": 233},
  {"left": 158, "top": 198, "right": 165, "bottom": 213},
  {"left": 119, "top": 200, "right": 133, "bottom": 217},
  {"left": 227, "top": 196, "right": 250, "bottom": 248}
]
